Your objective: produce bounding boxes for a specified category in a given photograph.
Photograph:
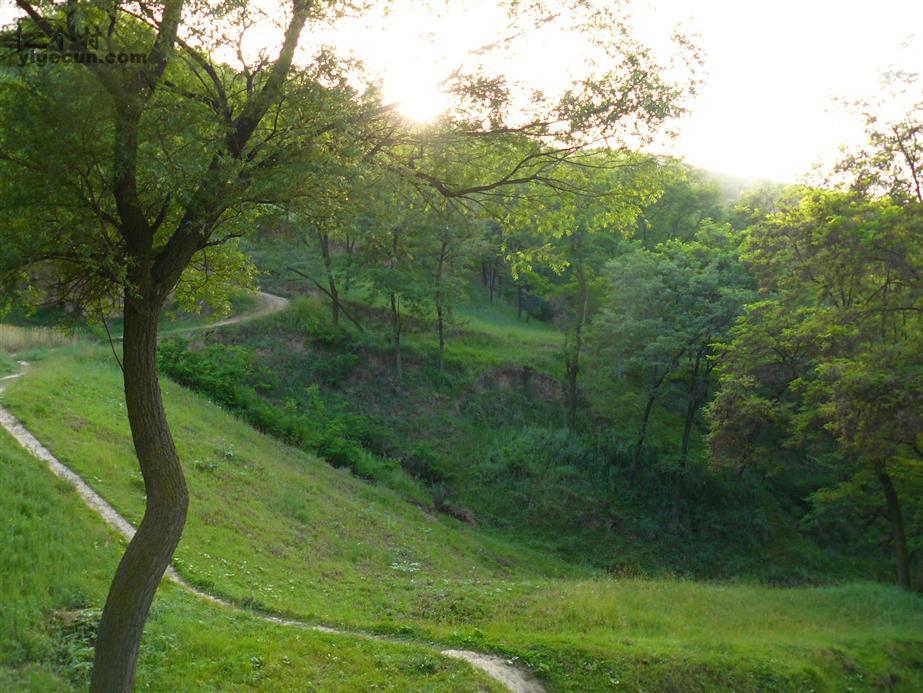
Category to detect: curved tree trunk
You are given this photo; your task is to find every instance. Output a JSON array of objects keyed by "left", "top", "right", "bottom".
[
  {"left": 877, "top": 465, "right": 911, "bottom": 591},
  {"left": 90, "top": 294, "right": 189, "bottom": 692}
]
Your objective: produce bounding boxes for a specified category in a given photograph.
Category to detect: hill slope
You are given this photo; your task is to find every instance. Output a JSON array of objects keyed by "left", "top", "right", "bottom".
[
  {"left": 0, "top": 420, "right": 503, "bottom": 691},
  {"left": 2, "top": 347, "right": 922, "bottom": 690}
]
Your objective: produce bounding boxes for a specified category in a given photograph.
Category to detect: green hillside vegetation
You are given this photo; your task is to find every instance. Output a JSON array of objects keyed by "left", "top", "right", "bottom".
[
  {"left": 0, "top": 351, "right": 15, "bottom": 377},
  {"left": 2, "top": 347, "right": 921, "bottom": 690},
  {"left": 157, "top": 294, "right": 879, "bottom": 584},
  {"left": 0, "top": 412, "right": 504, "bottom": 692},
  {"left": 1, "top": 3, "right": 920, "bottom": 686}
]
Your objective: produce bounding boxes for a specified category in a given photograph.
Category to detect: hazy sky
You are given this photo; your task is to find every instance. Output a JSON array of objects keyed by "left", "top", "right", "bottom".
[
  {"left": 320, "top": 0, "right": 923, "bottom": 182},
  {"left": 3, "top": 1, "right": 921, "bottom": 181},
  {"left": 645, "top": 1, "right": 923, "bottom": 181}
]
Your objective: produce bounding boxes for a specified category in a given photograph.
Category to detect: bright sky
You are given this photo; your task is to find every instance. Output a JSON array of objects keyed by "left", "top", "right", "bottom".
[
  {"left": 315, "top": 0, "right": 923, "bottom": 182},
  {"left": 645, "top": 0, "right": 923, "bottom": 181},
  {"left": 3, "top": 0, "right": 922, "bottom": 182}
]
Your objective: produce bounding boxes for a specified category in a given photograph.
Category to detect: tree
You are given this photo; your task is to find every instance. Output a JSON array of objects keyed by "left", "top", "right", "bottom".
[
  {"left": 707, "top": 189, "right": 923, "bottom": 589},
  {"left": 831, "top": 71, "right": 922, "bottom": 204},
  {"left": 815, "top": 342, "right": 923, "bottom": 590},
  {"left": 589, "top": 223, "right": 754, "bottom": 511},
  {"left": 634, "top": 161, "right": 722, "bottom": 249},
  {"left": 357, "top": 185, "right": 430, "bottom": 381},
  {"left": 1, "top": 3, "right": 325, "bottom": 688},
  {"left": 0, "top": 1, "right": 696, "bottom": 686},
  {"left": 420, "top": 204, "right": 483, "bottom": 370},
  {"left": 505, "top": 153, "right": 663, "bottom": 429}
]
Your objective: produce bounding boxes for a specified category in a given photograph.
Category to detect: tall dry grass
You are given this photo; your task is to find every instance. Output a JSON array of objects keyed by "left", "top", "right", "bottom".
[{"left": 0, "top": 324, "right": 76, "bottom": 353}]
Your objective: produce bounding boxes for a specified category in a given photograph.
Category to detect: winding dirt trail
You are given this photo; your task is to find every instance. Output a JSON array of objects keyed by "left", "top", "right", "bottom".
[
  {"left": 0, "top": 293, "right": 544, "bottom": 693},
  {"left": 161, "top": 291, "right": 291, "bottom": 336}
]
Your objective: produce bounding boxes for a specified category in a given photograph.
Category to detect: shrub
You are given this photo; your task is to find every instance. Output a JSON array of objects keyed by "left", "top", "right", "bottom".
[{"left": 158, "top": 339, "right": 425, "bottom": 500}]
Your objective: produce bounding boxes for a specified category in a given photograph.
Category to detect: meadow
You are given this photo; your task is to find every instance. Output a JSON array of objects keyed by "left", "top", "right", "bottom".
[{"left": 1, "top": 343, "right": 920, "bottom": 690}]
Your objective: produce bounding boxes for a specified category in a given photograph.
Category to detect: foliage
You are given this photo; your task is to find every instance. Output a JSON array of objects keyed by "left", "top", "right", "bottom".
[
  {"left": 186, "top": 297, "right": 882, "bottom": 584},
  {"left": 3, "top": 350, "right": 922, "bottom": 691},
  {"left": 633, "top": 161, "right": 724, "bottom": 248},
  {"left": 157, "top": 338, "right": 426, "bottom": 501},
  {"left": 587, "top": 220, "right": 756, "bottom": 502},
  {"left": 832, "top": 71, "right": 923, "bottom": 203},
  {"left": 708, "top": 188, "right": 923, "bottom": 589}
]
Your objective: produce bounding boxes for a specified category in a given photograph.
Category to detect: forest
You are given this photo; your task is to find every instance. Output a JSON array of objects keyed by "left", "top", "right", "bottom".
[{"left": 0, "top": 1, "right": 921, "bottom": 691}]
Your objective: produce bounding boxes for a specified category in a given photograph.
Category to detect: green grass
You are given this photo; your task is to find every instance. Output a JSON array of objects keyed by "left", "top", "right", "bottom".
[
  {"left": 454, "top": 300, "right": 561, "bottom": 347},
  {"left": 202, "top": 298, "right": 881, "bottom": 584},
  {"left": 0, "top": 350, "right": 15, "bottom": 377},
  {"left": 3, "top": 347, "right": 922, "bottom": 690},
  {"left": 0, "top": 419, "right": 507, "bottom": 691},
  {"left": 102, "top": 290, "right": 260, "bottom": 339},
  {"left": 336, "top": 281, "right": 562, "bottom": 367}
]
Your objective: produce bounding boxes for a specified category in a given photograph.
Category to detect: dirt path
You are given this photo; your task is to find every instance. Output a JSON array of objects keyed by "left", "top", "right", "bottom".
[
  {"left": 110, "top": 290, "right": 291, "bottom": 341},
  {"left": 161, "top": 291, "right": 290, "bottom": 336},
  {"left": 0, "top": 297, "right": 544, "bottom": 693}
]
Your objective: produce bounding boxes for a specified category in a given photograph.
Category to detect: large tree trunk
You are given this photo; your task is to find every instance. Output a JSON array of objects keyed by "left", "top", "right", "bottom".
[
  {"left": 916, "top": 553, "right": 923, "bottom": 593},
  {"left": 877, "top": 465, "right": 912, "bottom": 591},
  {"left": 90, "top": 293, "right": 189, "bottom": 692}
]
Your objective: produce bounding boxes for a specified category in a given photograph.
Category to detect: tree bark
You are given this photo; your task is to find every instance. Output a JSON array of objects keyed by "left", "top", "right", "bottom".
[
  {"left": 877, "top": 464, "right": 912, "bottom": 590},
  {"left": 435, "top": 240, "right": 447, "bottom": 371},
  {"left": 672, "top": 349, "right": 704, "bottom": 528},
  {"left": 566, "top": 261, "right": 588, "bottom": 431},
  {"left": 390, "top": 292, "right": 402, "bottom": 380},
  {"left": 671, "top": 393, "right": 696, "bottom": 528},
  {"left": 436, "top": 300, "right": 446, "bottom": 370},
  {"left": 629, "top": 392, "right": 656, "bottom": 488},
  {"left": 90, "top": 293, "right": 189, "bottom": 692},
  {"left": 344, "top": 232, "right": 355, "bottom": 292},
  {"left": 317, "top": 226, "right": 339, "bottom": 326}
]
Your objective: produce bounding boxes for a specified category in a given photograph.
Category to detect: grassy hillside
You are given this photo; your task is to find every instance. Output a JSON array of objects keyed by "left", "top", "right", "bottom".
[
  {"left": 0, "top": 414, "right": 503, "bottom": 691},
  {"left": 178, "top": 296, "right": 883, "bottom": 584},
  {"left": 3, "top": 347, "right": 922, "bottom": 690}
]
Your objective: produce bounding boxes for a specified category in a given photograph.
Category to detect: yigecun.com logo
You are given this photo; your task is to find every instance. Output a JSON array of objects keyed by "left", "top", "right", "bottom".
[{"left": 1, "top": 17, "right": 148, "bottom": 67}]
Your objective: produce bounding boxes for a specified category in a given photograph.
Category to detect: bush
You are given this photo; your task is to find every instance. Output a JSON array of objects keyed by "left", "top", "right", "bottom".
[
  {"left": 475, "top": 427, "right": 605, "bottom": 531},
  {"left": 158, "top": 339, "right": 425, "bottom": 499}
]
